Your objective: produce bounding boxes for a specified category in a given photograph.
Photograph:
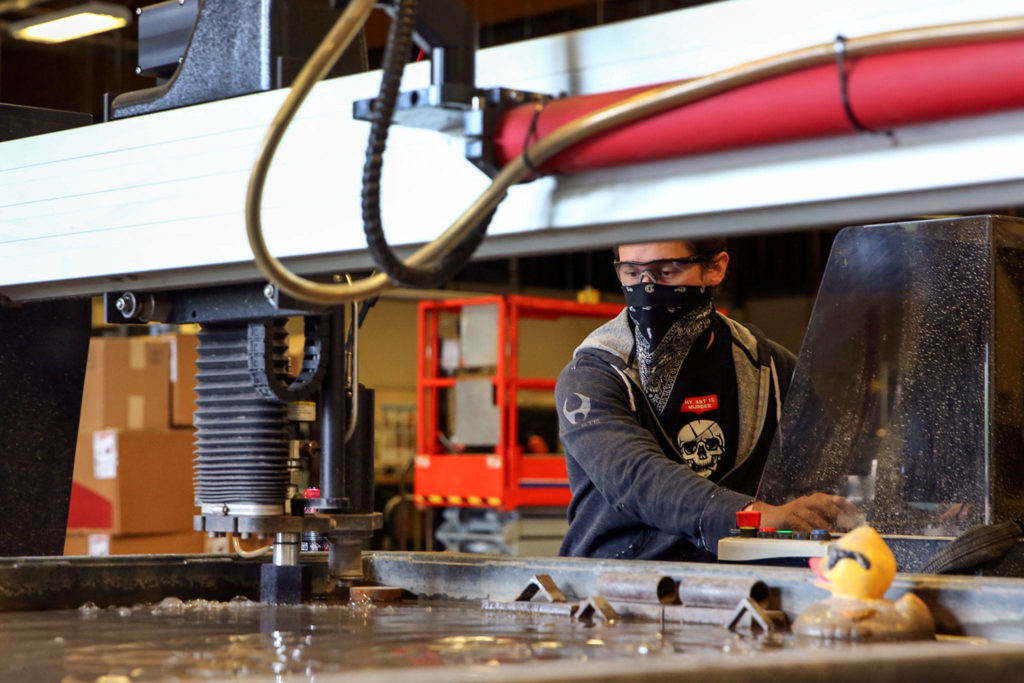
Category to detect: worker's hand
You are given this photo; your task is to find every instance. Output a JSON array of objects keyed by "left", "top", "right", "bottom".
[
  {"left": 749, "top": 494, "right": 863, "bottom": 533},
  {"left": 937, "top": 502, "right": 972, "bottom": 523}
]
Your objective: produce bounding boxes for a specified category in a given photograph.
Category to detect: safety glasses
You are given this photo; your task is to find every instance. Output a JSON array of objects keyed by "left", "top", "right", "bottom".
[{"left": 613, "top": 256, "right": 713, "bottom": 285}]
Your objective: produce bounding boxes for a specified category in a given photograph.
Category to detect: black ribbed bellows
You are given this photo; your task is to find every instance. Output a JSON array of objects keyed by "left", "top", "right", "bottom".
[{"left": 193, "top": 321, "right": 290, "bottom": 505}]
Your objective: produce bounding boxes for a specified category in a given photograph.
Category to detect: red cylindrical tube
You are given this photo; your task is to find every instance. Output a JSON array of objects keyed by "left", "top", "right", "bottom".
[{"left": 493, "top": 39, "right": 1024, "bottom": 175}]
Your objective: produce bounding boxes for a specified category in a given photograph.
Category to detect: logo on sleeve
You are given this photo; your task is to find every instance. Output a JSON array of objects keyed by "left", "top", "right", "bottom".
[
  {"left": 562, "top": 393, "right": 591, "bottom": 424},
  {"left": 682, "top": 394, "right": 718, "bottom": 414}
]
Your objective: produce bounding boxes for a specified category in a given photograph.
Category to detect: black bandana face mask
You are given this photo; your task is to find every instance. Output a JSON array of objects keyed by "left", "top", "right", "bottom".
[{"left": 623, "top": 282, "right": 714, "bottom": 413}]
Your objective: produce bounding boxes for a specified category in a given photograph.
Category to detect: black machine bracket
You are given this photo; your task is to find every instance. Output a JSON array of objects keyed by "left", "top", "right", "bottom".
[
  {"left": 351, "top": 0, "right": 481, "bottom": 131},
  {"left": 348, "top": 0, "right": 552, "bottom": 177},
  {"left": 106, "top": 0, "right": 367, "bottom": 120},
  {"left": 463, "top": 87, "right": 552, "bottom": 178},
  {"left": 104, "top": 283, "right": 325, "bottom": 326}
]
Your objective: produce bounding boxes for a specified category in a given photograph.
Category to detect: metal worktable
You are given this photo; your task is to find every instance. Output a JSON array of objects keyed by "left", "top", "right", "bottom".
[{"left": 4, "top": 552, "right": 1024, "bottom": 680}]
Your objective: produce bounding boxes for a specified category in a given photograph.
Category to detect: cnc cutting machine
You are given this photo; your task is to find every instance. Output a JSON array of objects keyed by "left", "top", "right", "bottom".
[{"left": 5, "top": 0, "right": 1024, "bottom": 623}]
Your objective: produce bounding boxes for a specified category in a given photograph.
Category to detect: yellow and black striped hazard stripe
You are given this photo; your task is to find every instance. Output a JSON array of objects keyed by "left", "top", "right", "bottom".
[{"left": 414, "top": 494, "right": 501, "bottom": 507}]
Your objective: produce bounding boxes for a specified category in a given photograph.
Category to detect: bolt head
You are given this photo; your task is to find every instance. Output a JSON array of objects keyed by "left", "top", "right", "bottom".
[
  {"left": 115, "top": 292, "right": 137, "bottom": 317},
  {"left": 263, "top": 284, "right": 276, "bottom": 300}
]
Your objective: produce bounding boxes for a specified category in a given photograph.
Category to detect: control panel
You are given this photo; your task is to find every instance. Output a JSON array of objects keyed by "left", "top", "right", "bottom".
[{"left": 718, "top": 509, "right": 834, "bottom": 564}]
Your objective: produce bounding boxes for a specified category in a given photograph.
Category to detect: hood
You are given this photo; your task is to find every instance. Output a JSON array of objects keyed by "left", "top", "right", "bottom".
[{"left": 574, "top": 309, "right": 764, "bottom": 370}]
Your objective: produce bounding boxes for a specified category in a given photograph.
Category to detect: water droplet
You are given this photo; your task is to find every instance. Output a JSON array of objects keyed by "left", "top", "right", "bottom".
[{"left": 78, "top": 601, "right": 101, "bottom": 618}]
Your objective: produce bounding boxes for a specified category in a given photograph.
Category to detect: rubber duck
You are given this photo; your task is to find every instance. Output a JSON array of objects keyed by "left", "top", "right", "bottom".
[{"left": 793, "top": 525, "right": 935, "bottom": 641}]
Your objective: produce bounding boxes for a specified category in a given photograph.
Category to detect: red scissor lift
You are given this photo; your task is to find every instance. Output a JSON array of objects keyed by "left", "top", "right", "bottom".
[{"left": 414, "top": 295, "right": 622, "bottom": 512}]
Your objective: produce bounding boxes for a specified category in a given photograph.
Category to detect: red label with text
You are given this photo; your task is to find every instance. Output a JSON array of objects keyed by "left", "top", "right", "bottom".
[{"left": 682, "top": 394, "right": 718, "bottom": 414}]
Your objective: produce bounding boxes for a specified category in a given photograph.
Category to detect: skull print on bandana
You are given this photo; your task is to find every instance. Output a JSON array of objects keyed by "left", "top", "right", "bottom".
[{"left": 676, "top": 419, "right": 725, "bottom": 478}]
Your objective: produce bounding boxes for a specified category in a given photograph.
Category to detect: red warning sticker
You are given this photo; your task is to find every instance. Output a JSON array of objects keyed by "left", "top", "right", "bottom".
[{"left": 682, "top": 395, "right": 718, "bottom": 414}]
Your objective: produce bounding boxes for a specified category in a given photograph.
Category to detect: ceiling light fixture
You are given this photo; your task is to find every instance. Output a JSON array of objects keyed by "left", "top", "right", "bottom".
[{"left": 8, "top": 1, "right": 132, "bottom": 44}]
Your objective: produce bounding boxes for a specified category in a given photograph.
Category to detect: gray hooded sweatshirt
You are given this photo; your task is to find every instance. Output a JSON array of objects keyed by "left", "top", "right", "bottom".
[{"left": 556, "top": 309, "right": 796, "bottom": 561}]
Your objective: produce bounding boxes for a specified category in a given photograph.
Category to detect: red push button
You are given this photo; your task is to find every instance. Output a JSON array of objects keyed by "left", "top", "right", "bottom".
[{"left": 736, "top": 510, "right": 761, "bottom": 528}]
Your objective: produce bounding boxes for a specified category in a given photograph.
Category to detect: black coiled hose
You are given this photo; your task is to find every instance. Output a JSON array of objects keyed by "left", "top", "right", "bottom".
[{"left": 361, "top": 0, "right": 493, "bottom": 289}]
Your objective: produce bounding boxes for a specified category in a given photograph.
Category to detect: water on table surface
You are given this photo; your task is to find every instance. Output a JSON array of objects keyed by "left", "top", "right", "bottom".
[{"left": 0, "top": 596, "right": 784, "bottom": 681}]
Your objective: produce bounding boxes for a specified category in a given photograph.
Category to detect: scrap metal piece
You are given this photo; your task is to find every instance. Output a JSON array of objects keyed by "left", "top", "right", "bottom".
[
  {"left": 515, "top": 574, "right": 567, "bottom": 603},
  {"left": 680, "top": 606, "right": 736, "bottom": 625},
  {"left": 603, "top": 601, "right": 667, "bottom": 621},
  {"left": 481, "top": 600, "right": 577, "bottom": 616},
  {"left": 726, "top": 596, "right": 777, "bottom": 633},
  {"left": 677, "top": 605, "right": 781, "bottom": 625},
  {"left": 351, "top": 586, "right": 404, "bottom": 602},
  {"left": 576, "top": 596, "right": 618, "bottom": 622},
  {"left": 596, "top": 572, "right": 678, "bottom": 605},
  {"left": 480, "top": 573, "right": 574, "bottom": 616},
  {"left": 678, "top": 577, "right": 771, "bottom": 609}
]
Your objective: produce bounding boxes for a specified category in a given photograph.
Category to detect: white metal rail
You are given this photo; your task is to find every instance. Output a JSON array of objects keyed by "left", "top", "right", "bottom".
[{"left": 1, "top": 0, "right": 1022, "bottom": 300}]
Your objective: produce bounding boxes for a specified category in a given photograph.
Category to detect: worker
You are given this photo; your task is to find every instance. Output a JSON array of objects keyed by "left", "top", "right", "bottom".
[{"left": 556, "top": 238, "right": 860, "bottom": 561}]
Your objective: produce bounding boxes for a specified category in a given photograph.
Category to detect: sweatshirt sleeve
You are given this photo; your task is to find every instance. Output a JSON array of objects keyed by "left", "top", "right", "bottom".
[{"left": 557, "top": 354, "right": 752, "bottom": 552}]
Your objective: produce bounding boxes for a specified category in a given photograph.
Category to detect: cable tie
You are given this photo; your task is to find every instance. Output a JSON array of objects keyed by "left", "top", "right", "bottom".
[
  {"left": 521, "top": 100, "right": 549, "bottom": 175},
  {"left": 834, "top": 34, "right": 893, "bottom": 140}
]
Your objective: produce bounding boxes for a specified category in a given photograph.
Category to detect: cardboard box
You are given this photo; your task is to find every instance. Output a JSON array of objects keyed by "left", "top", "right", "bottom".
[
  {"left": 67, "top": 429, "right": 197, "bottom": 534},
  {"left": 165, "top": 333, "right": 199, "bottom": 427},
  {"left": 79, "top": 337, "right": 171, "bottom": 432},
  {"left": 64, "top": 529, "right": 206, "bottom": 556}
]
